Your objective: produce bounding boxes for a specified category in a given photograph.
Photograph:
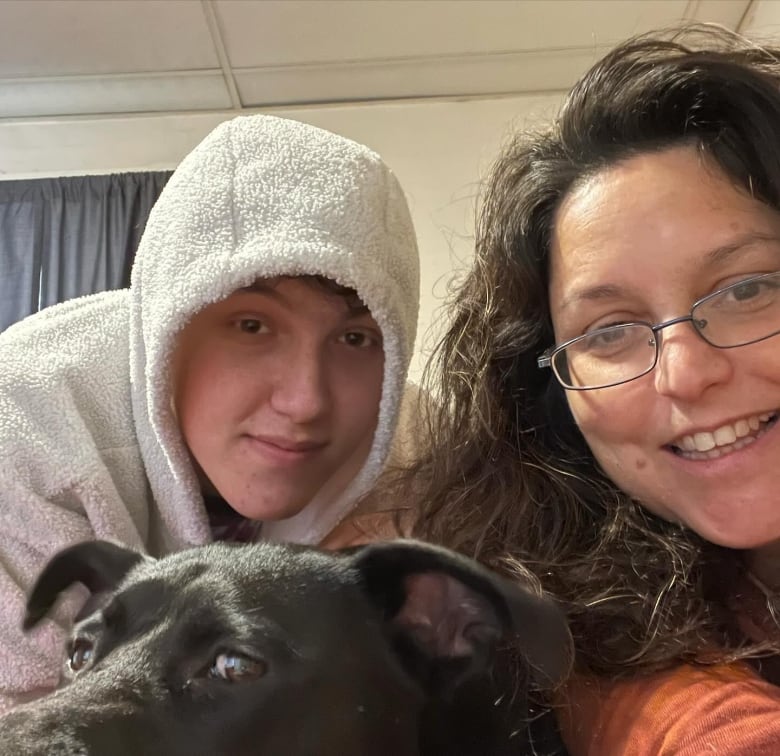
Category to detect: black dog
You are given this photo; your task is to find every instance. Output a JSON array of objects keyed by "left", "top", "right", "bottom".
[{"left": 0, "top": 539, "right": 571, "bottom": 755}]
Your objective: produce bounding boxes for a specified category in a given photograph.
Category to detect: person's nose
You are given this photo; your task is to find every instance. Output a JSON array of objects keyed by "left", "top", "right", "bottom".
[
  {"left": 269, "top": 342, "right": 331, "bottom": 423},
  {"left": 653, "top": 321, "right": 733, "bottom": 401}
]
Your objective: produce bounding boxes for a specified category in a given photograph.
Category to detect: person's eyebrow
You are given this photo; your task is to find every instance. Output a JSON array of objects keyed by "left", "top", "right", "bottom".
[
  {"left": 701, "top": 231, "right": 780, "bottom": 266},
  {"left": 558, "top": 283, "right": 631, "bottom": 312},
  {"left": 558, "top": 232, "right": 780, "bottom": 312},
  {"left": 237, "top": 281, "right": 279, "bottom": 296}
]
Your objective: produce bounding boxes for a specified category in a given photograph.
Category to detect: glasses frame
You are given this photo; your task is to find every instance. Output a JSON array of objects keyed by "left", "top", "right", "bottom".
[{"left": 537, "top": 271, "right": 780, "bottom": 391}]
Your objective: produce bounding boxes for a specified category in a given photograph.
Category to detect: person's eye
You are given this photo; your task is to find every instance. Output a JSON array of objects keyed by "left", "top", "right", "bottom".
[
  {"left": 235, "top": 318, "right": 269, "bottom": 335},
  {"left": 711, "top": 273, "right": 780, "bottom": 311},
  {"left": 583, "top": 327, "right": 627, "bottom": 349},
  {"left": 591, "top": 329, "right": 624, "bottom": 345},
  {"left": 580, "top": 323, "right": 640, "bottom": 356},
  {"left": 729, "top": 278, "right": 767, "bottom": 302},
  {"left": 339, "top": 330, "right": 380, "bottom": 349},
  {"left": 578, "top": 319, "right": 631, "bottom": 341}
]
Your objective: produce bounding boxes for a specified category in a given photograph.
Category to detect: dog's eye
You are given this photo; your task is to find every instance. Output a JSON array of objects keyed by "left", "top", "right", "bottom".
[
  {"left": 209, "top": 652, "right": 266, "bottom": 683},
  {"left": 68, "top": 638, "right": 95, "bottom": 673}
]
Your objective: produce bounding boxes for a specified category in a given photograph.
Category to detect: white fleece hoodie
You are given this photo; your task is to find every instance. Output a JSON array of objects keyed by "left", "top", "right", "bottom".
[{"left": 0, "top": 115, "right": 420, "bottom": 710}]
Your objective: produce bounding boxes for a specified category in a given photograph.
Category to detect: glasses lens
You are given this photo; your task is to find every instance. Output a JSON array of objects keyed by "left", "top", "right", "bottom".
[
  {"left": 693, "top": 271, "right": 780, "bottom": 348},
  {"left": 553, "top": 323, "right": 656, "bottom": 389}
]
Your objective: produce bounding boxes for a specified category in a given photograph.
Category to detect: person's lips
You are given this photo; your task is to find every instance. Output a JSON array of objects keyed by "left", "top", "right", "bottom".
[{"left": 245, "top": 434, "right": 327, "bottom": 460}]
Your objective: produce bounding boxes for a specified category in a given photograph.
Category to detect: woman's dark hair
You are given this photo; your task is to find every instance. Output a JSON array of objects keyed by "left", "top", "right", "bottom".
[{"left": 401, "top": 25, "right": 780, "bottom": 677}]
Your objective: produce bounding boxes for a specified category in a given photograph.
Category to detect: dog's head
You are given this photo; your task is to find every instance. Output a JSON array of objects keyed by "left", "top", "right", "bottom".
[{"left": 4, "top": 539, "right": 571, "bottom": 756}]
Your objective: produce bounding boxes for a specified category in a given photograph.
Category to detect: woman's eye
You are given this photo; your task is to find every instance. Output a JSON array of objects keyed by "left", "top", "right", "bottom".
[
  {"left": 587, "top": 327, "right": 626, "bottom": 347},
  {"left": 730, "top": 279, "right": 762, "bottom": 302},
  {"left": 209, "top": 652, "right": 266, "bottom": 683},
  {"left": 68, "top": 638, "right": 95, "bottom": 673},
  {"left": 236, "top": 318, "right": 267, "bottom": 335}
]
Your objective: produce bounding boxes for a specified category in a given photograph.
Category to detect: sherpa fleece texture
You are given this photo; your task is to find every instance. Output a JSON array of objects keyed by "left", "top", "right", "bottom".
[{"left": 0, "top": 114, "right": 420, "bottom": 711}]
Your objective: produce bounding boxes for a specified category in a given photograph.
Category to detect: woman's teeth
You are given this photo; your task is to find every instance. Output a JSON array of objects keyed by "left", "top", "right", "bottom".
[{"left": 673, "top": 412, "right": 777, "bottom": 460}]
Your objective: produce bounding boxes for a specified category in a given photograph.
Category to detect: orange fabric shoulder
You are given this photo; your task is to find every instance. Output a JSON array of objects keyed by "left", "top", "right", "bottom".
[{"left": 557, "top": 662, "right": 780, "bottom": 756}]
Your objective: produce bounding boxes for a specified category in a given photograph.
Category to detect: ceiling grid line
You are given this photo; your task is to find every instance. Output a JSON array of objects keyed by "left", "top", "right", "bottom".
[
  {"left": 200, "top": 0, "right": 242, "bottom": 111},
  {"left": 682, "top": 0, "right": 703, "bottom": 21},
  {"left": 736, "top": 0, "right": 758, "bottom": 32}
]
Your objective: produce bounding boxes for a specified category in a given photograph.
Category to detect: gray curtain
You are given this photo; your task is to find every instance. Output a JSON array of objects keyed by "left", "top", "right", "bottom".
[{"left": 0, "top": 171, "right": 171, "bottom": 332}]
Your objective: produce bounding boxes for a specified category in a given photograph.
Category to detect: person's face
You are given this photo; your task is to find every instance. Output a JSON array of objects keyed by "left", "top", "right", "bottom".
[
  {"left": 548, "top": 145, "right": 780, "bottom": 550},
  {"left": 172, "top": 277, "right": 384, "bottom": 521}
]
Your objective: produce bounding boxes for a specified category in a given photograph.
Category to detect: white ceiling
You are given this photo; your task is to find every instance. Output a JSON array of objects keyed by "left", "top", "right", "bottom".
[{"left": 1, "top": 0, "right": 779, "bottom": 120}]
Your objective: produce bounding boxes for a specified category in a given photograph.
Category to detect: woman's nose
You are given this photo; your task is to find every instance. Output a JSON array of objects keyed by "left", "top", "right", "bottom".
[{"left": 653, "top": 322, "right": 733, "bottom": 400}]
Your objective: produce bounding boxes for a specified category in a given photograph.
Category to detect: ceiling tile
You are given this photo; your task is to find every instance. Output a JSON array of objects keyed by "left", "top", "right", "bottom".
[
  {"left": 687, "top": 0, "right": 751, "bottom": 28},
  {"left": 0, "top": 0, "right": 219, "bottom": 76},
  {"left": 235, "top": 47, "right": 608, "bottom": 106},
  {"left": 740, "top": 0, "right": 780, "bottom": 35},
  {"left": 0, "top": 72, "right": 233, "bottom": 118},
  {"left": 217, "top": 0, "right": 693, "bottom": 68}
]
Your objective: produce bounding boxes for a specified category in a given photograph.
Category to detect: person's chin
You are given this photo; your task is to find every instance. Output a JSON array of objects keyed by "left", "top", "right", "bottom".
[
  {"left": 231, "top": 494, "right": 311, "bottom": 522},
  {"left": 689, "top": 517, "right": 775, "bottom": 550}
]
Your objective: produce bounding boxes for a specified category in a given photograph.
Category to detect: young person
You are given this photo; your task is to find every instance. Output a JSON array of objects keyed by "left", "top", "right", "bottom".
[
  {"left": 0, "top": 114, "right": 420, "bottom": 711},
  {"left": 407, "top": 26, "right": 780, "bottom": 754}
]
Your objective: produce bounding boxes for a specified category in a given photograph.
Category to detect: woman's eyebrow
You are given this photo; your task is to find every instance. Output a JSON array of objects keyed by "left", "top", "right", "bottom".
[
  {"left": 559, "top": 232, "right": 780, "bottom": 312},
  {"left": 558, "top": 283, "right": 626, "bottom": 313},
  {"left": 702, "top": 231, "right": 780, "bottom": 266}
]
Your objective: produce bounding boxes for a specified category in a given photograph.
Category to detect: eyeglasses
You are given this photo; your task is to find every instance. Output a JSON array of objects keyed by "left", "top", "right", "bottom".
[{"left": 537, "top": 271, "right": 780, "bottom": 390}]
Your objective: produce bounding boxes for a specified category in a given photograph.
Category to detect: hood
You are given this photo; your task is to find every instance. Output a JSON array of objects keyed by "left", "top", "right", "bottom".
[{"left": 129, "top": 114, "right": 419, "bottom": 547}]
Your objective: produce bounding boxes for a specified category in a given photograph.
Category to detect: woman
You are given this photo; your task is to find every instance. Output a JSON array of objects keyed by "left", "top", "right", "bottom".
[
  {"left": 0, "top": 114, "right": 420, "bottom": 710},
  {"left": 409, "top": 26, "right": 780, "bottom": 754}
]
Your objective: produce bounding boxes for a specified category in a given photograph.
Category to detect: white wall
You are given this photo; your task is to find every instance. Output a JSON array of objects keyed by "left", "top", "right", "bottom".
[{"left": 0, "top": 93, "right": 563, "bottom": 380}]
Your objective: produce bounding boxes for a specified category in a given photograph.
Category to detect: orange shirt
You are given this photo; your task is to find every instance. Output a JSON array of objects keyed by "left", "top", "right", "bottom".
[
  {"left": 559, "top": 571, "right": 780, "bottom": 755},
  {"left": 559, "top": 662, "right": 780, "bottom": 755}
]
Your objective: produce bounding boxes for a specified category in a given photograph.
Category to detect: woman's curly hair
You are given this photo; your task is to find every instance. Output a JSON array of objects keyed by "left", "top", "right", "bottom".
[{"left": 399, "top": 25, "right": 780, "bottom": 678}]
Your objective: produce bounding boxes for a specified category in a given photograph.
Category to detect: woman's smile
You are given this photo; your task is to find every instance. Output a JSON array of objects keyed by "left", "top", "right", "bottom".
[{"left": 667, "top": 410, "right": 779, "bottom": 460}]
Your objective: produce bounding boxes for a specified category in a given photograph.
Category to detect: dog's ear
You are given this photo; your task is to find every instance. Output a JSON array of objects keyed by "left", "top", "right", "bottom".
[
  {"left": 349, "top": 540, "right": 572, "bottom": 690},
  {"left": 24, "top": 540, "right": 146, "bottom": 631}
]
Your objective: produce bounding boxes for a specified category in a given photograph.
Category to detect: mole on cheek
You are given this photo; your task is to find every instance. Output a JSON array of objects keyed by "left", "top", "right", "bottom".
[{"left": 635, "top": 457, "right": 648, "bottom": 471}]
